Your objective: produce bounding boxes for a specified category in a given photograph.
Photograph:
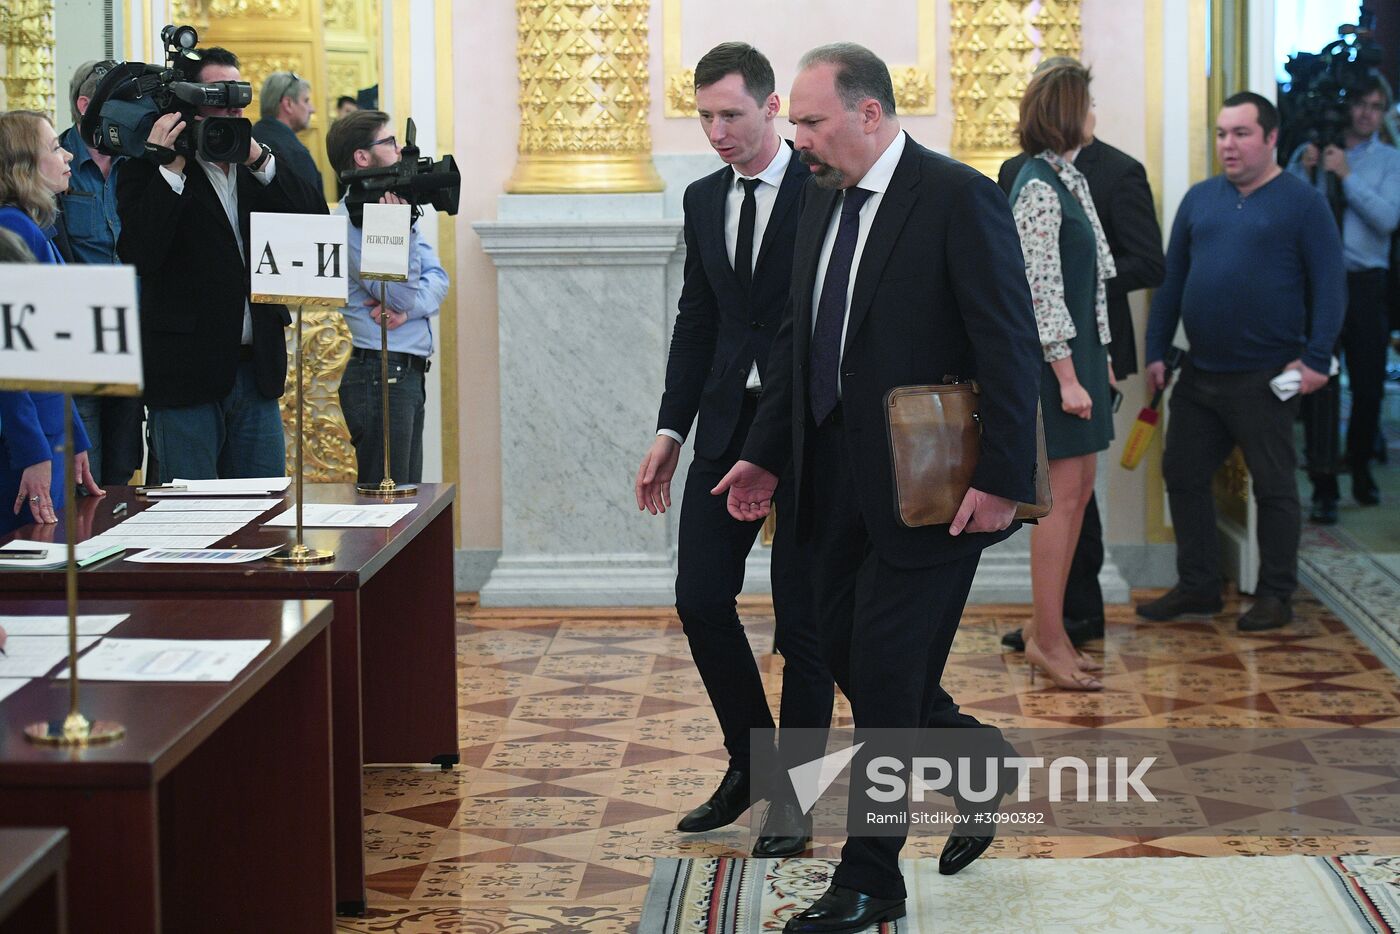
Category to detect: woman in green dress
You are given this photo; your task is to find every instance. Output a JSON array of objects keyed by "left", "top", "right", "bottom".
[{"left": 1009, "top": 62, "right": 1116, "bottom": 691}]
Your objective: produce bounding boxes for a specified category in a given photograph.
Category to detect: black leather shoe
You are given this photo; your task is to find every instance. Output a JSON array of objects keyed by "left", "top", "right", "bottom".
[
  {"left": 939, "top": 833, "right": 995, "bottom": 876},
  {"left": 677, "top": 768, "right": 750, "bottom": 832},
  {"left": 1354, "top": 466, "right": 1381, "bottom": 506},
  {"left": 1136, "top": 585, "right": 1223, "bottom": 621},
  {"left": 1001, "top": 616, "right": 1104, "bottom": 652},
  {"left": 753, "top": 800, "right": 811, "bottom": 858},
  {"left": 1238, "top": 596, "right": 1292, "bottom": 632},
  {"left": 783, "top": 884, "right": 905, "bottom": 933},
  {"left": 1309, "top": 497, "right": 1339, "bottom": 524}
]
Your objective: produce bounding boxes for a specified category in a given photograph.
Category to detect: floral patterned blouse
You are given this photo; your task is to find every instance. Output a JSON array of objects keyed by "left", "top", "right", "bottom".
[{"left": 1011, "top": 151, "right": 1116, "bottom": 363}]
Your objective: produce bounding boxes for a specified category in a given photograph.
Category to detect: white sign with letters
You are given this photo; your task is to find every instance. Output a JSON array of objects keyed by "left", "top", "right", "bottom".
[
  {"left": 359, "top": 203, "right": 412, "bottom": 281},
  {"left": 249, "top": 212, "right": 349, "bottom": 306},
  {"left": 0, "top": 264, "right": 141, "bottom": 393}
]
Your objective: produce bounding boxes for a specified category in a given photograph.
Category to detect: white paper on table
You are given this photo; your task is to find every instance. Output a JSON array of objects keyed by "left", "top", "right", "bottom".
[
  {"left": 125, "top": 545, "right": 283, "bottom": 564},
  {"left": 0, "top": 542, "right": 126, "bottom": 569},
  {"left": 264, "top": 503, "right": 417, "bottom": 528},
  {"left": 91, "top": 535, "right": 222, "bottom": 550},
  {"left": 0, "top": 636, "right": 102, "bottom": 677},
  {"left": 146, "top": 499, "right": 282, "bottom": 513},
  {"left": 108, "top": 522, "right": 249, "bottom": 536},
  {"left": 142, "top": 479, "right": 291, "bottom": 497},
  {"left": 55, "top": 638, "right": 270, "bottom": 682},
  {"left": 0, "top": 615, "right": 128, "bottom": 636},
  {"left": 0, "top": 679, "right": 29, "bottom": 703},
  {"left": 125, "top": 511, "right": 266, "bottom": 525}
]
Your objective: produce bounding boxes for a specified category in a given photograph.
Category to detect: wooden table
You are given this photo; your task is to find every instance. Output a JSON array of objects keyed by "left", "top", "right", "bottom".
[
  {"left": 0, "top": 600, "right": 333, "bottom": 932},
  {"left": 0, "top": 484, "right": 459, "bottom": 914},
  {"left": 0, "top": 828, "right": 68, "bottom": 934}
]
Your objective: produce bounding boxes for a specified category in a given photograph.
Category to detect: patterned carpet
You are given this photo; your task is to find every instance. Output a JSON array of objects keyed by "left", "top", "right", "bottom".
[
  {"left": 640, "top": 855, "right": 1400, "bottom": 933},
  {"left": 337, "top": 592, "right": 1400, "bottom": 933}
]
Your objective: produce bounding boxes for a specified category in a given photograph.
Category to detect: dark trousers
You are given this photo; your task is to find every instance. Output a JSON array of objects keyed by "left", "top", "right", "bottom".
[
  {"left": 1164, "top": 363, "right": 1302, "bottom": 600},
  {"left": 339, "top": 355, "right": 427, "bottom": 485},
  {"left": 802, "top": 411, "right": 994, "bottom": 900},
  {"left": 675, "top": 396, "right": 833, "bottom": 777},
  {"left": 1307, "top": 269, "right": 1391, "bottom": 486},
  {"left": 74, "top": 395, "right": 144, "bottom": 486},
  {"left": 1063, "top": 492, "right": 1105, "bottom": 622}
]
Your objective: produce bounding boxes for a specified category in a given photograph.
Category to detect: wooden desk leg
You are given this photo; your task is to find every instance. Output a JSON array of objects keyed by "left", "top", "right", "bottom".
[
  {"left": 158, "top": 627, "right": 336, "bottom": 932},
  {"left": 327, "top": 592, "right": 368, "bottom": 916},
  {"left": 0, "top": 867, "right": 66, "bottom": 934},
  {"left": 358, "top": 507, "right": 459, "bottom": 768},
  {"left": 0, "top": 792, "right": 157, "bottom": 934}
]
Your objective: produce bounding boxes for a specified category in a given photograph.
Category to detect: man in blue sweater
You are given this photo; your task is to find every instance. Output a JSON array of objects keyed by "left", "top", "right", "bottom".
[{"left": 1140, "top": 91, "right": 1345, "bottom": 632}]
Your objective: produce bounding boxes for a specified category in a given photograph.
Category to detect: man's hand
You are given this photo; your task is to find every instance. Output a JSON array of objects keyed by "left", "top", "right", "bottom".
[
  {"left": 366, "top": 299, "right": 408, "bottom": 330},
  {"left": 379, "top": 192, "right": 408, "bottom": 206},
  {"left": 73, "top": 452, "right": 105, "bottom": 498},
  {"left": 949, "top": 487, "right": 1017, "bottom": 537},
  {"left": 1322, "top": 144, "right": 1351, "bottom": 180},
  {"left": 1299, "top": 143, "right": 1320, "bottom": 171},
  {"left": 635, "top": 435, "right": 681, "bottom": 515},
  {"left": 147, "top": 112, "right": 186, "bottom": 175},
  {"left": 1146, "top": 360, "right": 1170, "bottom": 393},
  {"left": 245, "top": 136, "right": 264, "bottom": 167},
  {"left": 712, "top": 460, "right": 779, "bottom": 522},
  {"left": 1286, "top": 359, "right": 1330, "bottom": 395}
]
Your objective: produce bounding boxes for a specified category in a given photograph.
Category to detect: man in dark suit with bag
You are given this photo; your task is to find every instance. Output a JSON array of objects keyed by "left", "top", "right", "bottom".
[
  {"left": 117, "top": 46, "right": 327, "bottom": 482},
  {"left": 996, "top": 57, "right": 1166, "bottom": 651},
  {"left": 634, "top": 42, "right": 832, "bottom": 859},
  {"left": 714, "top": 43, "right": 1042, "bottom": 933}
]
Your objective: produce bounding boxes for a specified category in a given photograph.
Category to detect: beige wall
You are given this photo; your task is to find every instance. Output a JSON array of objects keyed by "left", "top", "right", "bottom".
[{"left": 449, "top": 0, "right": 1154, "bottom": 552}]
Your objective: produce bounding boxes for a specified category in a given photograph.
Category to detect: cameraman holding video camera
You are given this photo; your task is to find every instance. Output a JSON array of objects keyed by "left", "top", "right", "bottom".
[
  {"left": 1286, "top": 74, "right": 1400, "bottom": 520},
  {"left": 325, "top": 110, "right": 448, "bottom": 485},
  {"left": 116, "top": 45, "right": 327, "bottom": 482}
]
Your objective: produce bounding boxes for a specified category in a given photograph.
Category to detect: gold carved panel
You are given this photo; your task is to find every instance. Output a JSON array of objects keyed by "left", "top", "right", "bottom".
[
  {"left": 282, "top": 308, "right": 357, "bottom": 481},
  {"left": 172, "top": 0, "right": 314, "bottom": 33},
  {"left": 0, "top": 0, "right": 56, "bottom": 117},
  {"left": 662, "top": 0, "right": 937, "bottom": 117}
]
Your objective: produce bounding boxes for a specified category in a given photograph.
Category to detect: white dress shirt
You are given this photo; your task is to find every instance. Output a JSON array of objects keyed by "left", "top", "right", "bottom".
[
  {"left": 159, "top": 153, "right": 277, "bottom": 345},
  {"left": 658, "top": 140, "right": 791, "bottom": 445},
  {"left": 810, "top": 130, "right": 907, "bottom": 398}
]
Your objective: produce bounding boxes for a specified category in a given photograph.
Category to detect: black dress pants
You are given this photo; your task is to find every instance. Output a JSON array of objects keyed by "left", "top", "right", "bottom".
[
  {"left": 1163, "top": 363, "right": 1302, "bottom": 600},
  {"left": 802, "top": 410, "right": 998, "bottom": 900},
  {"left": 1063, "top": 492, "right": 1105, "bottom": 622},
  {"left": 674, "top": 396, "right": 834, "bottom": 777}
]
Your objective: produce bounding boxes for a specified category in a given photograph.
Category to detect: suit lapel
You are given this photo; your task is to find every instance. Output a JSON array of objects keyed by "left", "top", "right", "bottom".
[
  {"left": 753, "top": 142, "right": 805, "bottom": 274},
  {"left": 793, "top": 185, "right": 839, "bottom": 360},
  {"left": 705, "top": 167, "right": 739, "bottom": 286},
  {"left": 188, "top": 160, "right": 243, "bottom": 258},
  {"left": 844, "top": 139, "right": 921, "bottom": 349}
]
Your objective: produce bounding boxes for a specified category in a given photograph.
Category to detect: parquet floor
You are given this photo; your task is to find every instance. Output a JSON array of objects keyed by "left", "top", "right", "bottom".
[{"left": 337, "top": 590, "right": 1400, "bottom": 932}]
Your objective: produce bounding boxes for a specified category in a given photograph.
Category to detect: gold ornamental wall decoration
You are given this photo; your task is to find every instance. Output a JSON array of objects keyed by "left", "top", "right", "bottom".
[
  {"left": 508, "top": 0, "right": 664, "bottom": 193},
  {"left": 0, "top": 0, "right": 56, "bottom": 117},
  {"left": 282, "top": 310, "right": 358, "bottom": 481},
  {"left": 950, "top": 0, "right": 1082, "bottom": 178},
  {"left": 662, "top": 0, "right": 938, "bottom": 118}
]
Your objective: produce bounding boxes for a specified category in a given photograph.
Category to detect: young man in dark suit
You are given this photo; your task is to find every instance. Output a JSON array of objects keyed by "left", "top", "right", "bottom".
[
  {"left": 996, "top": 57, "right": 1165, "bottom": 651},
  {"left": 117, "top": 47, "right": 327, "bottom": 482},
  {"left": 716, "top": 44, "right": 1042, "bottom": 933},
  {"left": 634, "top": 42, "right": 832, "bottom": 859}
]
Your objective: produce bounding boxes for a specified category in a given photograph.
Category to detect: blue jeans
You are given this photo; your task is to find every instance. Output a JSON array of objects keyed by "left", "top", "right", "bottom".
[
  {"left": 147, "top": 361, "right": 286, "bottom": 482},
  {"left": 338, "top": 355, "right": 426, "bottom": 484}
]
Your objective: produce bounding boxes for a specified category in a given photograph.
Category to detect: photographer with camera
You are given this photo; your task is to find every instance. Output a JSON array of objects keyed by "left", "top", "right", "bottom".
[
  {"left": 325, "top": 110, "right": 448, "bottom": 485},
  {"left": 115, "top": 44, "right": 327, "bottom": 482},
  {"left": 1287, "top": 74, "right": 1400, "bottom": 519}
]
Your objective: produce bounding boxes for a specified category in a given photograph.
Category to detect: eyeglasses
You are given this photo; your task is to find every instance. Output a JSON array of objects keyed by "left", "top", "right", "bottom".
[
  {"left": 270, "top": 72, "right": 304, "bottom": 102},
  {"left": 366, "top": 135, "right": 396, "bottom": 150}
]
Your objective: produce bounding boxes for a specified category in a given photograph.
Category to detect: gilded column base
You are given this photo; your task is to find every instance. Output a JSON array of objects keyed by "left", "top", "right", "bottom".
[
  {"left": 507, "top": 153, "right": 664, "bottom": 195},
  {"left": 954, "top": 147, "right": 1021, "bottom": 181}
]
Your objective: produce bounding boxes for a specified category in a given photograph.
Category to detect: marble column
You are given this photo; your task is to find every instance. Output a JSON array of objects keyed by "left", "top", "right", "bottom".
[{"left": 475, "top": 196, "right": 682, "bottom": 606}]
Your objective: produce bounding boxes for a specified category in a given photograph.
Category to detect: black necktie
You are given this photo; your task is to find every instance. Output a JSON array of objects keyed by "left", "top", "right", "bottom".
[
  {"left": 809, "top": 187, "right": 873, "bottom": 424},
  {"left": 734, "top": 177, "right": 759, "bottom": 293}
]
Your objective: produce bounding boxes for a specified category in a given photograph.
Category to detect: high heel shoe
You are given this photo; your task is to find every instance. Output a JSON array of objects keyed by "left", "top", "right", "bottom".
[
  {"left": 1075, "top": 651, "right": 1103, "bottom": 672},
  {"left": 1025, "top": 640, "right": 1103, "bottom": 691}
]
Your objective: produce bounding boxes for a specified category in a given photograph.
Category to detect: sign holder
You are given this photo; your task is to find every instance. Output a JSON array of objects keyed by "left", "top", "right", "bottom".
[
  {"left": 0, "top": 263, "right": 141, "bottom": 747},
  {"left": 357, "top": 272, "right": 416, "bottom": 498}
]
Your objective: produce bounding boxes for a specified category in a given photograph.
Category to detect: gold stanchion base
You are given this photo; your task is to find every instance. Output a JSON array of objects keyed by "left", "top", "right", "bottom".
[
  {"left": 356, "top": 480, "right": 416, "bottom": 498},
  {"left": 269, "top": 543, "right": 336, "bottom": 565},
  {"left": 25, "top": 712, "right": 125, "bottom": 746}
]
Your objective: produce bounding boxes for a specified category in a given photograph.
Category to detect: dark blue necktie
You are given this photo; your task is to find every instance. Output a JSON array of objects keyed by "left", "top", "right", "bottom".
[{"left": 809, "top": 187, "right": 872, "bottom": 425}]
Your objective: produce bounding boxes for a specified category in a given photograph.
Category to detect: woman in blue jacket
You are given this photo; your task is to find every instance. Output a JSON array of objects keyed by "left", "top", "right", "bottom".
[{"left": 0, "top": 110, "right": 104, "bottom": 532}]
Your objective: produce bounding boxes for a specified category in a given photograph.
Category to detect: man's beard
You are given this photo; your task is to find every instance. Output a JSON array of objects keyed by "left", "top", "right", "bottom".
[{"left": 800, "top": 151, "right": 845, "bottom": 189}]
